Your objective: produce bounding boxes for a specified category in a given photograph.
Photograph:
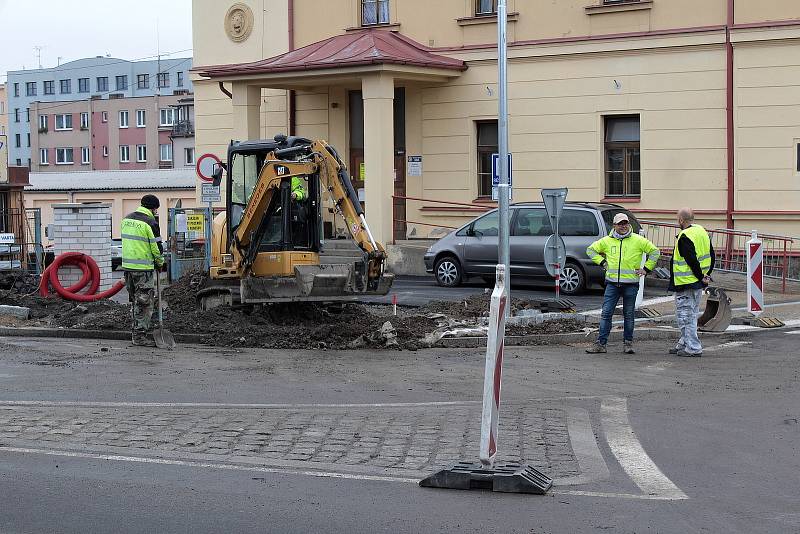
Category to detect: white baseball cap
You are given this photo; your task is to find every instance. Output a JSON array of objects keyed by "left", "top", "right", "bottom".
[{"left": 612, "top": 213, "right": 630, "bottom": 224}]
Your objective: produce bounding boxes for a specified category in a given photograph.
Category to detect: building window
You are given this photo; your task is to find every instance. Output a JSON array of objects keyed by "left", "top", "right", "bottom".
[
  {"left": 26, "top": 133, "right": 30, "bottom": 147},
  {"left": 13, "top": 83, "right": 19, "bottom": 97},
  {"left": 25, "top": 81, "right": 36, "bottom": 96},
  {"left": 43, "top": 80, "right": 55, "bottom": 95},
  {"left": 797, "top": 142, "right": 800, "bottom": 173},
  {"left": 55, "top": 114, "right": 73, "bottom": 131},
  {"left": 159, "top": 143, "right": 173, "bottom": 162},
  {"left": 159, "top": 108, "right": 174, "bottom": 126},
  {"left": 136, "top": 144, "right": 147, "bottom": 162},
  {"left": 185, "top": 147, "right": 195, "bottom": 166},
  {"left": 80, "top": 112, "right": 89, "bottom": 129},
  {"left": 40, "top": 149, "right": 49, "bottom": 165},
  {"left": 25, "top": 109, "right": 30, "bottom": 123},
  {"left": 60, "top": 79, "right": 71, "bottom": 94},
  {"left": 101, "top": 111, "right": 108, "bottom": 123},
  {"left": 14, "top": 109, "right": 19, "bottom": 123},
  {"left": 136, "top": 109, "right": 146, "bottom": 127},
  {"left": 103, "top": 145, "right": 109, "bottom": 157},
  {"left": 476, "top": 0, "right": 497, "bottom": 15},
  {"left": 476, "top": 120, "right": 498, "bottom": 197},
  {"left": 604, "top": 115, "right": 641, "bottom": 198},
  {"left": 38, "top": 115, "right": 48, "bottom": 131},
  {"left": 14, "top": 134, "right": 20, "bottom": 148},
  {"left": 56, "top": 147, "right": 74, "bottom": 165},
  {"left": 116, "top": 75, "right": 128, "bottom": 91},
  {"left": 96, "top": 77, "right": 108, "bottom": 93},
  {"left": 137, "top": 74, "right": 149, "bottom": 89},
  {"left": 362, "top": 0, "right": 389, "bottom": 25},
  {"left": 177, "top": 71, "right": 184, "bottom": 87},
  {"left": 157, "top": 72, "right": 170, "bottom": 88},
  {"left": 78, "top": 78, "right": 90, "bottom": 93},
  {"left": 81, "top": 147, "right": 91, "bottom": 165},
  {"left": 119, "top": 110, "right": 129, "bottom": 128},
  {"left": 119, "top": 145, "right": 130, "bottom": 163}
]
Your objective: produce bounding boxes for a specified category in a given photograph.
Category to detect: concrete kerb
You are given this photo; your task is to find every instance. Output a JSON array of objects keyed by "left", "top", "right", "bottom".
[{"left": 0, "top": 327, "right": 206, "bottom": 344}]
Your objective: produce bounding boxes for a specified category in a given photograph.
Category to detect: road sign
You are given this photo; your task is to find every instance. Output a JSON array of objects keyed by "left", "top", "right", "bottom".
[
  {"left": 543, "top": 234, "right": 567, "bottom": 278},
  {"left": 747, "top": 231, "right": 764, "bottom": 316},
  {"left": 491, "top": 153, "right": 513, "bottom": 186},
  {"left": 541, "top": 188, "right": 568, "bottom": 224},
  {"left": 491, "top": 186, "right": 512, "bottom": 201},
  {"left": 196, "top": 153, "right": 222, "bottom": 183},
  {"left": 201, "top": 183, "right": 221, "bottom": 203}
]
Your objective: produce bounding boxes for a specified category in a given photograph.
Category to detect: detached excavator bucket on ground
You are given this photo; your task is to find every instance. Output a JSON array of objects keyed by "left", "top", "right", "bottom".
[{"left": 698, "top": 286, "right": 732, "bottom": 332}]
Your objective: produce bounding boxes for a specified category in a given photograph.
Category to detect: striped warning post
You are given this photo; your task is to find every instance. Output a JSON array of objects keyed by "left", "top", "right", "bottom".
[
  {"left": 747, "top": 231, "right": 764, "bottom": 316},
  {"left": 480, "top": 264, "right": 508, "bottom": 467}
]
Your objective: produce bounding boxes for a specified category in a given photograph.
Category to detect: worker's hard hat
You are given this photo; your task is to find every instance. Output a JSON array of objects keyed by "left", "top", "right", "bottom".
[{"left": 141, "top": 194, "right": 160, "bottom": 210}]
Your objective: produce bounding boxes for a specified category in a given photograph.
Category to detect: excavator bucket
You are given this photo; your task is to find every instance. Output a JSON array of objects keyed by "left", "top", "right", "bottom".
[{"left": 698, "top": 286, "right": 732, "bottom": 332}]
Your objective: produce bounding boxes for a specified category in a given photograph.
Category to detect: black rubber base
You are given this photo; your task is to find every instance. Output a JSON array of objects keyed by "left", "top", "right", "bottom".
[{"left": 419, "top": 462, "right": 552, "bottom": 494}]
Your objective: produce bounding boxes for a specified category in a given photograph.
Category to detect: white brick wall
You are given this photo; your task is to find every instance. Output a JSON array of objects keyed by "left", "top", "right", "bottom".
[{"left": 51, "top": 203, "right": 113, "bottom": 291}]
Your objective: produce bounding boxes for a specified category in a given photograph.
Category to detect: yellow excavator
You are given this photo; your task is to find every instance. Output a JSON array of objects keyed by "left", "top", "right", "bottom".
[{"left": 197, "top": 135, "right": 393, "bottom": 309}]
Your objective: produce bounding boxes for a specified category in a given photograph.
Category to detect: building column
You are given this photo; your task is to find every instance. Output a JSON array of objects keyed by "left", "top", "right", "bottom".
[
  {"left": 361, "top": 73, "right": 395, "bottom": 245},
  {"left": 231, "top": 82, "right": 261, "bottom": 141}
]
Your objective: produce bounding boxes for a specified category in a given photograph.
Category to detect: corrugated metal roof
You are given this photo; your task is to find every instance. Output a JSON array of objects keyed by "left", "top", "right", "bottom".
[
  {"left": 26, "top": 168, "right": 198, "bottom": 192},
  {"left": 197, "top": 30, "right": 466, "bottom": 78}
]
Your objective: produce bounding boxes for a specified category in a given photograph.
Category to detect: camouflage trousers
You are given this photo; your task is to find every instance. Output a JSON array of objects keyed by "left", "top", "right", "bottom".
[{"left": 124, "top": 270, "right": 156, "bottom": 342}]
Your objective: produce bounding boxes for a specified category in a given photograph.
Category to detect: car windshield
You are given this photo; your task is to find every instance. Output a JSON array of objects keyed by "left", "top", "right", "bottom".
[{"left": 601, "top": 209, "right": 640, "bottom": 234}]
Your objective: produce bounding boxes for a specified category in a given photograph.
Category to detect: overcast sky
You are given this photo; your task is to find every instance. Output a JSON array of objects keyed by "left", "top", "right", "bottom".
[{"left": 0, "top": 0, "right": 193, "bottom": 81}]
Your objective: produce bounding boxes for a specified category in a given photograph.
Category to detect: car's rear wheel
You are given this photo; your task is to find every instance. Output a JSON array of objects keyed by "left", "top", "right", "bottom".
[
  {"left": 559, "top": 262, "right": 585, "bottom": 295},
  {"left": 434, "top": 256, "right": 463, "bottom": 287}
]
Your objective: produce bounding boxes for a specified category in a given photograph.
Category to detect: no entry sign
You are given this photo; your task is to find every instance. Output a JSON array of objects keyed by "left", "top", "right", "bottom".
[{"left": 196, "top": 153, "right": 222, "bottom": 183}]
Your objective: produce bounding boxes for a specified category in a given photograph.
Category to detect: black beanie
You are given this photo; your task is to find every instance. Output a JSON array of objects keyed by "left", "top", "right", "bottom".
[{"left": 141, "top": 194, "right": 160, "bottom": 210}]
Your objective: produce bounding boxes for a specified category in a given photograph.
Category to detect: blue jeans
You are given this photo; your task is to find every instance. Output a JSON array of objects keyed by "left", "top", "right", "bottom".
[{"left": 597, "top": 282, "right": 639, "bottom": 345}]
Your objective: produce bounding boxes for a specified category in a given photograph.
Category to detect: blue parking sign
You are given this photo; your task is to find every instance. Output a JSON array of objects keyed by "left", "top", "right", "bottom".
[{"left": 491, "top": 153, "right": 512, "bottom": 186}]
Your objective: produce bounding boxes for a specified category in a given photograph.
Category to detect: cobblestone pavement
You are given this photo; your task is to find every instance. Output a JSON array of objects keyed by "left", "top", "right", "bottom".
[{"left": 0, "top": 402, "right": 578, "bottom": 478}]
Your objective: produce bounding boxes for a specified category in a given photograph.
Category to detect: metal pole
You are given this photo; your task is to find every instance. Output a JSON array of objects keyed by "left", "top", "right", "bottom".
[
  {"left": 206, "top": 203, "right": 212, "bottom": 271},
  {"left": 497, "top": 0, "right": 511, "bottom": 316}
]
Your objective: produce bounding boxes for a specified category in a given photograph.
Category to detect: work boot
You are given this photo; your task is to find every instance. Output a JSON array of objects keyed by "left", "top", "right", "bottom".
[
  {"left": 623, "top": 341, "right": 635, "bottom": 354},
  {"left": 585, "top": 342, "right": 607, "bottom": 354},
  {"left": 676, "top": 349, "right": 702, "bottom": 357},
  {"left": 132, "top": 336, "right": 156, "bottom": 348},
  {"left": 669, "top": 348, "right": 679, "bottom": 354}
]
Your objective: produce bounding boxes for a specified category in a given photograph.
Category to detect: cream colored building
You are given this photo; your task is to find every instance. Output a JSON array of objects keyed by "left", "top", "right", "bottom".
[
  {"left": 0, "top": 83, "right": 8, "bottom": 138},
  {"left": 191, "top": 0, "right": 800, "bottom": 243}
]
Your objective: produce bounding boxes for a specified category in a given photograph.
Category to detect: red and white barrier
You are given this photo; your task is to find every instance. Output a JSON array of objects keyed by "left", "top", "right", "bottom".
[
  {"left": 747, "top": 231, "right": 764, "bottom": 316},
  {"left": 480, "top": 264, "right": 508, "bottom": 467}
]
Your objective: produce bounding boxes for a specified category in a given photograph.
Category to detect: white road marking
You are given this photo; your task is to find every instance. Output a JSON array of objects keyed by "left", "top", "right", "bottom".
[
  {"left": 0, "top": 446, "right": 420, "bottom": 484},
  {"left": 552, "top": 489, "right": 684, "bottom": 501},
  {"left": 645, "top": 361, "right": 674, "bottom": 372},
  {"left": 704, "top": 341, "right": 751, "bottom": 352},
  {"left": 0, "top": 400, "right": 480, "bottom": 410},
  {"left": 557, "top": 407, "right": 610, "bottom": 486},
  {"left": 724, "top": 318, "right": 800, "bottom": 332},
  {"left": 786, "top": 330, "right": 800, "bottom": 335},
  {"left": 601, "top": 397, "right": 688, "bottom": 500}
]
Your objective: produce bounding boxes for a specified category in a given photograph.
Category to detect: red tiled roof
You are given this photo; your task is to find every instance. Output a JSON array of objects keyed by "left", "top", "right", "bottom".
[{"left": 197, "top": 30, "right": 466, "bottom": 77}]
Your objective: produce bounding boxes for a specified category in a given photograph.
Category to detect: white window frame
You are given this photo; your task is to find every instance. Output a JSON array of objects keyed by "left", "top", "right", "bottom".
[
  {"left": 56, "top": 147, "right": 74, "bottom": 165},
  {"left": 39, "top": 148, "right": 49, "bottom": 165},
  {"left": 136, "top": 144, "right": 147, "bottom": 162},
  {"left": 136, "top": 109, "right": 146, "bottom": 128},
  {"left": 185, "top": 147, "right": 195, "bottom": 166},
  {"left": 159, "top": 108, "right": 175, "bottom": 127},
  {"left": 103, "top": 145, "right": 109, "bottom": 158},
  {"left": 119, "top": 110, "right": 129, "bottom": 128},
  {"left": 119, "top": 145, "right": 130, "bottom": 163},
  {"left": 80, "top": 112, "right": 89, "bottom": 129},
  {"left": 55, "top": 114, "right": 73, "bottom": 131},
  {"left": 101, "top": 111, "right": 108, "bottom": 123},
  {"left": 159, "top": 143, "right": 173, "bottom": 162},
  {"left": 38, "top": 114, "right": 48, "bottom": 130},
  {"left": 81, "top": 147, "right": 91, "bottom": 165}
]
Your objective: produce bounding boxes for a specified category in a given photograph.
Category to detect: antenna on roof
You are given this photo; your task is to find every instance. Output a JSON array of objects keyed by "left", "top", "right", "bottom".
[{"left": 34, "top": 45, "right": 43, "bottom": 69}]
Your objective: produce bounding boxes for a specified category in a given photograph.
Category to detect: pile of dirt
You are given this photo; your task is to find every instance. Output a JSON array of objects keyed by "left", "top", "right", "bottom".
[
  {"left": 0, "top": 273, "right": 42, "bottom": 303},
  {"left": 506, "top": 319, "right": 590, "bottom": 337},
  {"left": 418, "top": 292, "right": 540, "bottom": 320}
]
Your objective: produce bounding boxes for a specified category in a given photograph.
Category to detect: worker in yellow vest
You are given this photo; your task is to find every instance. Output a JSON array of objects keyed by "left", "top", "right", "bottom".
[
  {"left": 585, "top": 212, "right": 660, "bottom": 354},
  {"left": 669, "top": 207, "right": 715, "bottom": 357}
]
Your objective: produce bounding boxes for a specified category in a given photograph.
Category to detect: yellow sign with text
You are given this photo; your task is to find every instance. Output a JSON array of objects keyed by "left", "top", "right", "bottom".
[{"left": 186, "top": 214, "right": 205, "bottom": 232}]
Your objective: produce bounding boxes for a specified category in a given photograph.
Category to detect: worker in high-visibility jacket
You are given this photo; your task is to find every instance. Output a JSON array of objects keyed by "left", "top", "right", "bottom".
[
  {"left": 585, "top": 212, "right": 660, "bottom": 354},
  {"left": 669, "top": 207, "right": 714, "bottom": 357},
  {"left": 121, "top": 194, "right": 164, "bottom": 347}
]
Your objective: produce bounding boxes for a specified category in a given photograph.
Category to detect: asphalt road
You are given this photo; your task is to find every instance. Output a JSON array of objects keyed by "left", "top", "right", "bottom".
[{"left": 1, "top": 325, "right": 799, "bottom": 533}]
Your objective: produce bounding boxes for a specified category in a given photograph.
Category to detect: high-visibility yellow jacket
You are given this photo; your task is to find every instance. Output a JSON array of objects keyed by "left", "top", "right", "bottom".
[
  {"left": 587, "top": 232, "right": 660, "bottom": 284},
  {"left": 291, "top": 177, "right": 307, "bottom": 201},
  {"left": 121, "top": 206, "right": 164, "bottom": 271},
  {"left": 673, "top": 224, "right": 712, "bottom": 287}
]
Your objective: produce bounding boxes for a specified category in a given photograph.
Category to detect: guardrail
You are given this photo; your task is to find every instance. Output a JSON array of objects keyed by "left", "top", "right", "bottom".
[{"left": 639, "top": 219, "right": 796, "bottom": 292}]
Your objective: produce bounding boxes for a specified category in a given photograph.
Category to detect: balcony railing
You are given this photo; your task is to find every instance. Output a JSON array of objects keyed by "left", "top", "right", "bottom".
[{"left": 171, "top": 120, "right": 194, "bottom": 137}]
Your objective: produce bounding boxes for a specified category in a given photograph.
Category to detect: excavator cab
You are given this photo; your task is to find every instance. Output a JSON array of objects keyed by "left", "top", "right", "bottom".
[{"left": 199, "top": 135, "right": 393, "bottom": 309}]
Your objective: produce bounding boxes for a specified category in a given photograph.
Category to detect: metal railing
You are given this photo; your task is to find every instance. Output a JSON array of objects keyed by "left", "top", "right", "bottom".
[
  {"left": 639, "top": 219, "right": 796, "bottom": 292},
  {"left": 171, "top": 120, "right": 194, "bottom": 137}
]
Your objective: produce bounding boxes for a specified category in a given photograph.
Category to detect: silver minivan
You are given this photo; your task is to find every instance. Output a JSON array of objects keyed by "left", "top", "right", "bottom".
[{"left": 423, "top": 202, "right": 640, "bottom": 295}]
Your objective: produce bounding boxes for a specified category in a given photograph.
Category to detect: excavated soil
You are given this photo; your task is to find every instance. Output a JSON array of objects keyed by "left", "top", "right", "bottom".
[{"left": 0, "top": 271, "right": 587, "bottom": 350}]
